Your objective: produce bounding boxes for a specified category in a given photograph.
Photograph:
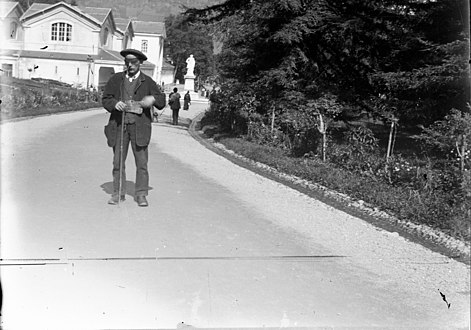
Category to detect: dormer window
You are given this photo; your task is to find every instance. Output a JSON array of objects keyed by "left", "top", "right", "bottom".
[
  {"left": 141, "top": 40, "right": 148, "bottom": 53},
  {"left": 103, "top": 27, "right": 109, "bottom": 46},
  {"left": 51, "top": 22, "right": 72, "bottom": 42},
  {"left": 10, "top": 22, "right": 18, "bottom": 39},
  {"left": 123, "top": 35, "right": 129, "bottom": 49}
]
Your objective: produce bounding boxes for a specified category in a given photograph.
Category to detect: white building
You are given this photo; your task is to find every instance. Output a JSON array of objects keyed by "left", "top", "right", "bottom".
[
  {"left": 0, "top": 1, "right": 166, "bottom": 89},
  {"left": 131, "top": 20, "right": 165, "bottom": 83},
  {"left": 160, "top": 60, "right": 175, "bottom": 86},
  {"left": 0, "top": 1, "right": 24, "bottom": 76}
]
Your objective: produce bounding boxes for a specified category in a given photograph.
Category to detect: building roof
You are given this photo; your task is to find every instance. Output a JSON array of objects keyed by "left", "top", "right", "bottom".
[
  {"left": 21, "top": 2, "right": 49, "bottom": 19},
  {"left": 114, "top": 17, "right": 132, "bottom": 34},
  {"left": 0, "top": 1, "right": 23, "bottom": 18},
  {"left": 6, "top": 49, "right": 96, "bottom": 61},
  {"left": 21, "top": 2, "right": 108, "bottom": 28},
  {"left": 98, "top": 49, "right": 154, "bottom": 68},
  {"left": 0, "top": 48, "right": 154, "bottom": 69},
  {"left": 132, "top": 20, "right": 165, "bottom": 37},
  {"left": 0, "top": 49, "right": 20, "bottom": 56},
  {"left": 97, "top": 48, "right": 123, "bottom": 62},
  {"left": 80, "top": 6, "right": 112, "bottom": 25},
  {"left": 20, "top": 2, "right": 164, "bottom": 39},
  {"left": 1, "top": 48, "right": 116, "bottom": 63}
]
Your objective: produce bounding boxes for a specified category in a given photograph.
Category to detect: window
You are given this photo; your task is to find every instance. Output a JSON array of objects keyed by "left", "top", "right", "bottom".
[
  {"left": 1, "top": 64, "right": 13, "bottom": 77},
  {"left": 103, "top": 27, "right": 109, "bottom": 46},
  {"left": 77, "top": 67, "right": 80, "bottom": 75},
  {"left": 51, "top": 22, "right": 72, "bottom": 42},
  {"left": 9, "top": 22, "right": 17, "bottom": 39},
  {"left": 55, "top": 66, "right": 58, "bottom": 74},
  {"left": 141, "top": 40, "right": 148, "bottom": 53}
]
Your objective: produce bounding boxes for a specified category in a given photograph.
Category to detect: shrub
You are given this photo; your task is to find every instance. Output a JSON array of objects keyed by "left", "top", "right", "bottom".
[{"left": 0, "top": 79, "right": 99, "bottom": 121}]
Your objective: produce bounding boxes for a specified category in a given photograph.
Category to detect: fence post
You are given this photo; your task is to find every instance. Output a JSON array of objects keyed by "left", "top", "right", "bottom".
[
  {"left": 386, "top": 118, "right": 398, "bottom": 163},
  {"left": 316, "top": 112, "right": 327, "bottom": 162}
]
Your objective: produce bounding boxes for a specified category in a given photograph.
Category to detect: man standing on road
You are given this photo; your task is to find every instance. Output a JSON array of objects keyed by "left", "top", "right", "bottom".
[
  {"left": 102, "top": 49, "right": 166, "bottom": 206},
  {"left": 169, "top": 87, "right": 181, "bottom": 125}
]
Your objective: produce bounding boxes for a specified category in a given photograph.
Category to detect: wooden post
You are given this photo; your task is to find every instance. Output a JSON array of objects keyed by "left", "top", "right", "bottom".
[
  {"left": 386, "top": 119, "right": 397, "bottom": 162},
  {"left": 86, "top": 60, "right": 91, "bottom": 102},
  {"left": 457, "top": 134, "right": 467, "bottom": 172},
  {"left": 317, "top": 112, "right": 326, "bottom": 162}
]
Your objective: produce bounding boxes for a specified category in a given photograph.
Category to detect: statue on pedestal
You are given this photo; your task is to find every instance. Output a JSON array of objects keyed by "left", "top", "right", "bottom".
[{"left": 185, "top": 54, "right": 195, "bottom": 77}]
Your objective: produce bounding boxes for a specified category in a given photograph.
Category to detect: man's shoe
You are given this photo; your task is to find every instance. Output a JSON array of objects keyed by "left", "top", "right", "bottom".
[
  {"left": 136, "top": 195, "right": 148, "bottom": 207},
  {"left": 108, "top": 195, "right": 125, "bottom": 205}
]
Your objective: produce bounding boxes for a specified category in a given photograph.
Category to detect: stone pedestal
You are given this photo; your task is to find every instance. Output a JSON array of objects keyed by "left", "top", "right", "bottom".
[{"left": 184, "top": 74, "right": 195, "bottom": 92}]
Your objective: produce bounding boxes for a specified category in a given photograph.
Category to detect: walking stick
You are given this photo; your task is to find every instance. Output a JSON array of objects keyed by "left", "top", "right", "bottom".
[{"left": 118, "top": 109, "right": 125, "bottom": 205}]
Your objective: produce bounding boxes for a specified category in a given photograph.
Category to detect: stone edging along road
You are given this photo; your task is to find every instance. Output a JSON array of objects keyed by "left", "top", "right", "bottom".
[{"left": 187, "top": 112, "right": 470, "bottom": 265}]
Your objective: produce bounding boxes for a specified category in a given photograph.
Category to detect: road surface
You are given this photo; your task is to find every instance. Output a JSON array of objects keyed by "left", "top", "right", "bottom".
[{"left": 0, "top": 102, "right": 469, "bottom": 329}]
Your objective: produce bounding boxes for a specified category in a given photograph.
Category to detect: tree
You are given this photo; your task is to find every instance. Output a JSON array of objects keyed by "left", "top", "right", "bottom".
[
  {"left": 185, "top": 0, "right": 469, "bottom": 150},
  {"left": 369, "top": 0, "right": 470, "bottom": 125},
  {"left": 186, "top": 1, "right": 420, "bottom": 106},
  {"left": 416, "top": 107, "right": 471, "bottom": 173},
  {"left": 164, "top": 14, "right": 215, "bottom": 84}
]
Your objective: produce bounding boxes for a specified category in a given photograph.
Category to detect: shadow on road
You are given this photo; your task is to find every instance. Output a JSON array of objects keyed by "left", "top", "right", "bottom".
[{"left": 100, "top": 181, "right": 154, "bottom": 198}]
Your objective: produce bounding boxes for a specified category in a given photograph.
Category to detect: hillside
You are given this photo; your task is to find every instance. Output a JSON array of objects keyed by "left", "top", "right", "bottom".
[{"left": 76, "top": 0, "right": 223, "bottom": 21}]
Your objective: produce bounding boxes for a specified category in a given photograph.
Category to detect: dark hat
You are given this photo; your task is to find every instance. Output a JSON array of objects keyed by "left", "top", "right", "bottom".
[{"left": 120, "top": 49, "right": 147, "bottom": 62}]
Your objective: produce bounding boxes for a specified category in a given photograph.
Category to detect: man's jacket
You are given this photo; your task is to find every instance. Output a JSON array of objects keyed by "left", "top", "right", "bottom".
[
  {"left": 102, "top": 72, "right": 166, "bottom": 147},
  {"left": 170, "top": 92, "right": 181, "bottom": 110}
]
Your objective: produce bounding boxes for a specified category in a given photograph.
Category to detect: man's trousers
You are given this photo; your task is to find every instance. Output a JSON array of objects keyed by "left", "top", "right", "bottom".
[
  {"left": 172, "top": 109, "right": 179, "bottom": 125},
  {"left": 112, "top": 123, "right": 149, "bottom": 197}
]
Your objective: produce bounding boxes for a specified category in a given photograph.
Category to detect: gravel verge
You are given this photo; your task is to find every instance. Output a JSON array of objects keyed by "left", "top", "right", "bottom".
[{"left": 188, "top": 113, "right": 470, "bottom": 265}]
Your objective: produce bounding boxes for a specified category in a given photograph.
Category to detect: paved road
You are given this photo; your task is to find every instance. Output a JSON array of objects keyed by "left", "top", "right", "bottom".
[{"left": 0, "top": 102, "right": 469, "bottom": 329}]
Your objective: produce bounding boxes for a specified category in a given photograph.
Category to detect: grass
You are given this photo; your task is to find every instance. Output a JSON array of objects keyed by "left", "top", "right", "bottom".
[
  {"left": 0, "top": 101, "right": 101, "bottom": 121},
  {"left": 0, "top": 102, "right": 101, "bottom": 121},
  {"left": 213, "top": 136, "right": 470, "bottom": 242}
]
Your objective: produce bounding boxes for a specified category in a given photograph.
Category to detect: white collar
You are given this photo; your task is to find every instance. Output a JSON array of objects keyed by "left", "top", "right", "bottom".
[{"left": 126, "top": 71, "right": 140, "bottom": 82}]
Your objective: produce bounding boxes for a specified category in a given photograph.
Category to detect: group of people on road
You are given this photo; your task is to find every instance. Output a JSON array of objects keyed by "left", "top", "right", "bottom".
[{"left": 101, "top": 48, "right": 193, "bottom": 207}]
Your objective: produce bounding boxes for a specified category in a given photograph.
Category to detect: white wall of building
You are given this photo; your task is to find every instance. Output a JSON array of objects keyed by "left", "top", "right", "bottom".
[
  {"left": 22, "top": 9, "right": 100, "bottom": 55},
  {"left": 156, "top": 36, "right": 164, "bottom": 83},
  {"left": 132, "top": 33, "right": 160, "bottom": 81},
  {"left": 161, "top": 68, "right": 174, "bottom": 85},
  {"left": 99, "top": 16, "right": 117, "bottom": 51},
  {"left": 16, "top": 57, "right": 94, "bottom": 87},
  {"left": 113, "top": 34, "right": 123, "bottom": 50},
  {"left": 1, "top": 6, "right": 24, "bottom": 51},
  {"left": 1, "top": 2, "right": 164, "bottom": 89}
]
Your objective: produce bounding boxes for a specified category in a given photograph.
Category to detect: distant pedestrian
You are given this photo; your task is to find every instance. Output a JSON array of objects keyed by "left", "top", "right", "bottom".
[
  {"left": 169, "top": 87, "right": 181, "bottom": 125},
  {"left": 183, "top": 91, "right": 191, "bottom": 110},
  {"left": 209, "top": 89, "right": 219, "bottom": 103}
]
